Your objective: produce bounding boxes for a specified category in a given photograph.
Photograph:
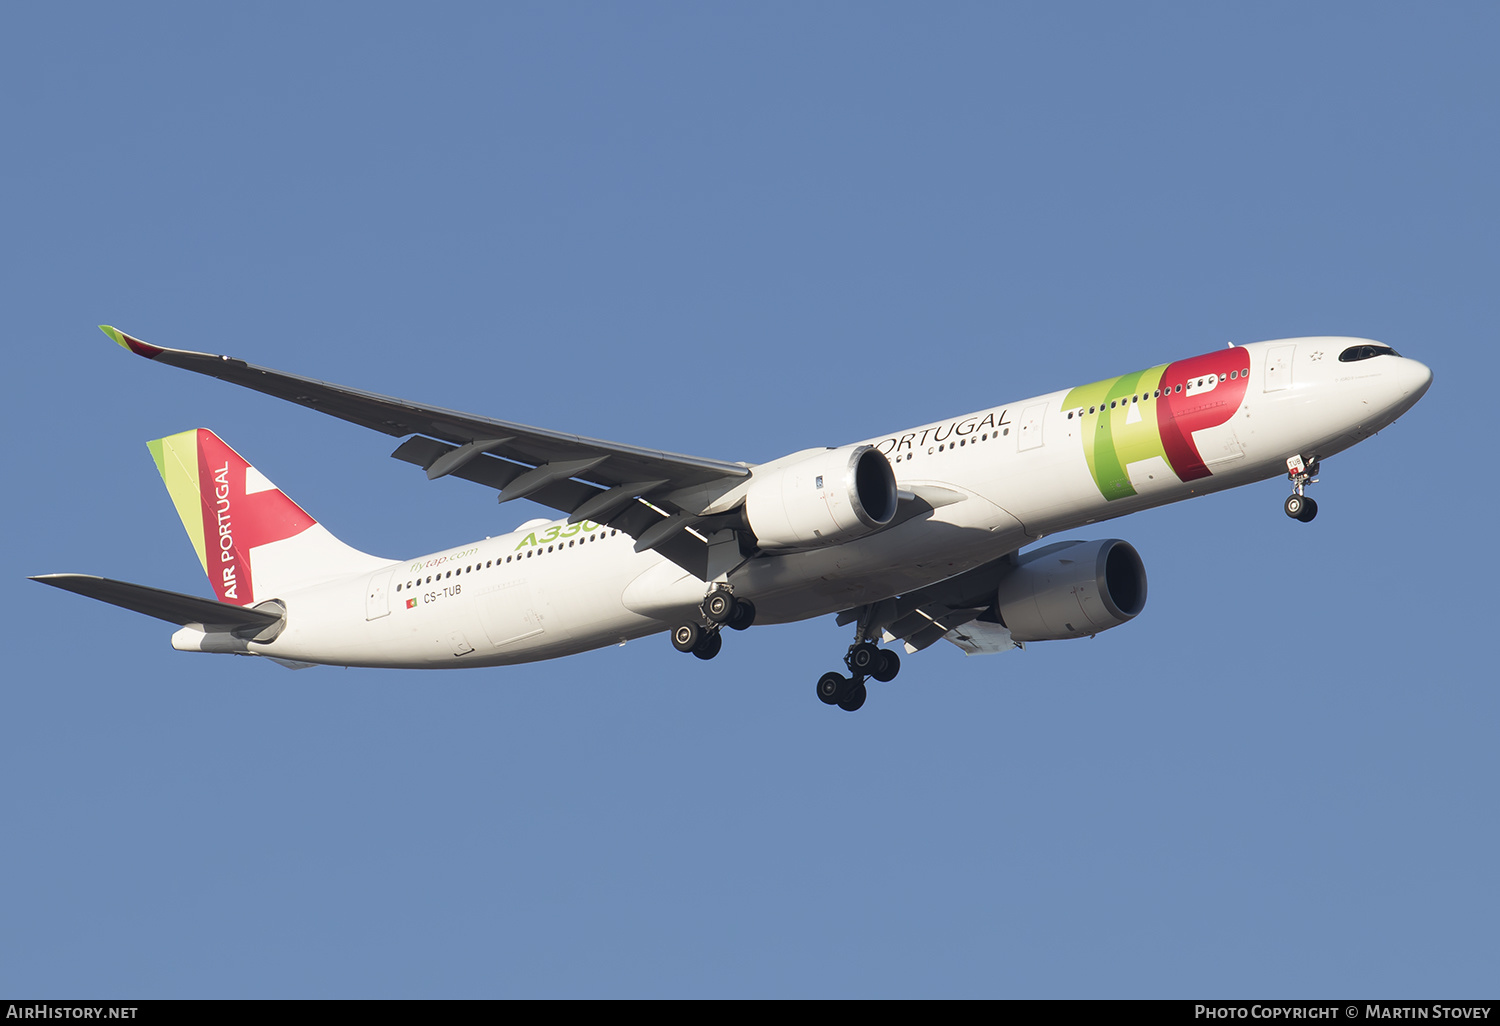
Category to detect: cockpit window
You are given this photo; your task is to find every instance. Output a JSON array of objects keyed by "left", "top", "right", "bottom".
[{"left": 1339, "top": 344, "right": 1401, "bottom": 362}]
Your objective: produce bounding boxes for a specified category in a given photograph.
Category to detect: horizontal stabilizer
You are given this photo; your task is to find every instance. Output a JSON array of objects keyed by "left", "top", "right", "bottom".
[{"left": 30, "top": 574, "right": 283, "bottom": 634}]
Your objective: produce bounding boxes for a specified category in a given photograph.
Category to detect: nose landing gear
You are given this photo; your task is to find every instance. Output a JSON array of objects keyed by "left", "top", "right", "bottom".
[{"left": 1284, "top": 455, "right": 1320, "bottom": 523}]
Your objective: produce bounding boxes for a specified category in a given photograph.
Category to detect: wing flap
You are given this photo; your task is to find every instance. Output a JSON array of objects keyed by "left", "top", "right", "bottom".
[
  {"left": 838, "top": 553, "right": 1026, "bottom": 658},
  {"left": 392, "top": 436, "right": 710, "bottom": 578}
]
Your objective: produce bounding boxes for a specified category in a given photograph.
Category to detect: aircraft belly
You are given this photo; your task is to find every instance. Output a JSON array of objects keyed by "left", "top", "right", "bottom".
[
  {"left": 737, "top": 492, "right": 1030, "bottom": 625},
  {"left": 462, "top": 545, "right": 661, "bottom": 664}
]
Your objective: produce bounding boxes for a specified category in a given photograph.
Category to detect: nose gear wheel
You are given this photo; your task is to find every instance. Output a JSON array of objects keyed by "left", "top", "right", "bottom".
[{"left": 1283, "top": 456, "right": 1321, "bottom": 523}]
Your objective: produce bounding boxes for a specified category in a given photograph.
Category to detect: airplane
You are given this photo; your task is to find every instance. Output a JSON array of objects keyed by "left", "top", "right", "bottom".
[{"left": 31, "top": 327, "right": 1432, "bottom": 711}]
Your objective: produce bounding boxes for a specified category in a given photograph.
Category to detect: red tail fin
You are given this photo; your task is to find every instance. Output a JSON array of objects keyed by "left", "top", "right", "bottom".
[{"left": 149, "top": 429, "right": 391, "bottom": 603}]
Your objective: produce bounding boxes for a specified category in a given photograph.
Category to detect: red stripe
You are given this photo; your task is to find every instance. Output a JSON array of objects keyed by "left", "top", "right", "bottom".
[{"left": 1156, "top": 352, "right": 1250, "bottom": 481}]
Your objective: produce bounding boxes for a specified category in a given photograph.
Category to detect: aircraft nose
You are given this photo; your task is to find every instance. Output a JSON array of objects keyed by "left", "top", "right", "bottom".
[{"left": 1400, "top": 358, "right": 1434, "bottom": 400}]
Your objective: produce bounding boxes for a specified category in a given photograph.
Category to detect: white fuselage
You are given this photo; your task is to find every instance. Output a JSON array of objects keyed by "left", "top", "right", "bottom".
[{"left": 181, "top": 338, "right": 1430, "bottom": 668}]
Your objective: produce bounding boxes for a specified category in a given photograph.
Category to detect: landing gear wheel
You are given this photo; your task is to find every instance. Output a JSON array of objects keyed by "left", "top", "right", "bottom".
[
  {"left": 692, "top": 630, "right": 723, "bottom": 660},
  {"left": 1284, "top": 494, "right": 1308, "bottom": 520},
  {"left": 1296, "top": 497, "right": 1319, "bottom": 523},
  {"left": 871, "top": 648, "right": 901, "bottom": 683},
  {"left": 848, "top": 642, "right": 882, "bottom": 675},
  {"left": 703, "top": 589, "right": 736, "bottom": 625},
  {"left": 816, "top": 672, "right": 847, "bottom": 706},
  {"left": 671, "top": 622, "right": 703, "bottom": 653},
  {"left": 727, "top": 598, "right": 756, "bottom": 631},
  {"left": 837, "top": 681, "right": 868, "bottom": 712}
]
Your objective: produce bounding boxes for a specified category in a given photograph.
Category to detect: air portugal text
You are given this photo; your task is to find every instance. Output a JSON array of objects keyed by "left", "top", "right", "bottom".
[
  {"left": 872, "top": 410, "right": 1011, "bottom": 455},
  {"left": 210, "top": 461, "right": 242, "bottom": 599}
]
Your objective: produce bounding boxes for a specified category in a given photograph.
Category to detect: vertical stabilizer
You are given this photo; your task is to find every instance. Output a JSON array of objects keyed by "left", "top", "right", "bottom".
[{"left": 148, "top": 429, "right": 392, "bottom": 604}]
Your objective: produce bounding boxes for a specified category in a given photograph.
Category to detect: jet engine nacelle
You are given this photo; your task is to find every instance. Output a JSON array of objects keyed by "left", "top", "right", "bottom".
[
  {"left": 995, "top": 539, "right": 1147, "bottom": 642},
  {"left": 743, "top": 445, "right": 899, "bottom": 551}
]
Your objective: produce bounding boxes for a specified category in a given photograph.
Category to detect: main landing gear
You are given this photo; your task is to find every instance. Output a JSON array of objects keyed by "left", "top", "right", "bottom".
[
  {"left": 670, "top": 586, "right": 755, "bottom": 661},
  {"left": 816, "top": 627, "right": 901, "bottom": 713},
  {"left": 1284, "top": 455, "right": 1320, "bottom": 523}
]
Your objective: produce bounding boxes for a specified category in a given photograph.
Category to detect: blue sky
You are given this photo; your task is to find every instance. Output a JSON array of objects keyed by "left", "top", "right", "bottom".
[{"left": 3, "top": 2, "right": 1496, "bottom": 998}]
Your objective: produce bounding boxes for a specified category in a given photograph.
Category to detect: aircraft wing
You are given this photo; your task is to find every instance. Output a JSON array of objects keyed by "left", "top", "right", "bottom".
[
  {"left": 837, "top": 554, "right": 1021, "bottom": 656},
  {"left": 102, "top": 326, "right": 751, "bottom": 578}
]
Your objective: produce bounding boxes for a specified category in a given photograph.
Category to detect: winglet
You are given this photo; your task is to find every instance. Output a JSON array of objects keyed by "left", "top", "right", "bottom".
[{"left": 99, "top": 324, "right": 163, "bottom": 358}]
